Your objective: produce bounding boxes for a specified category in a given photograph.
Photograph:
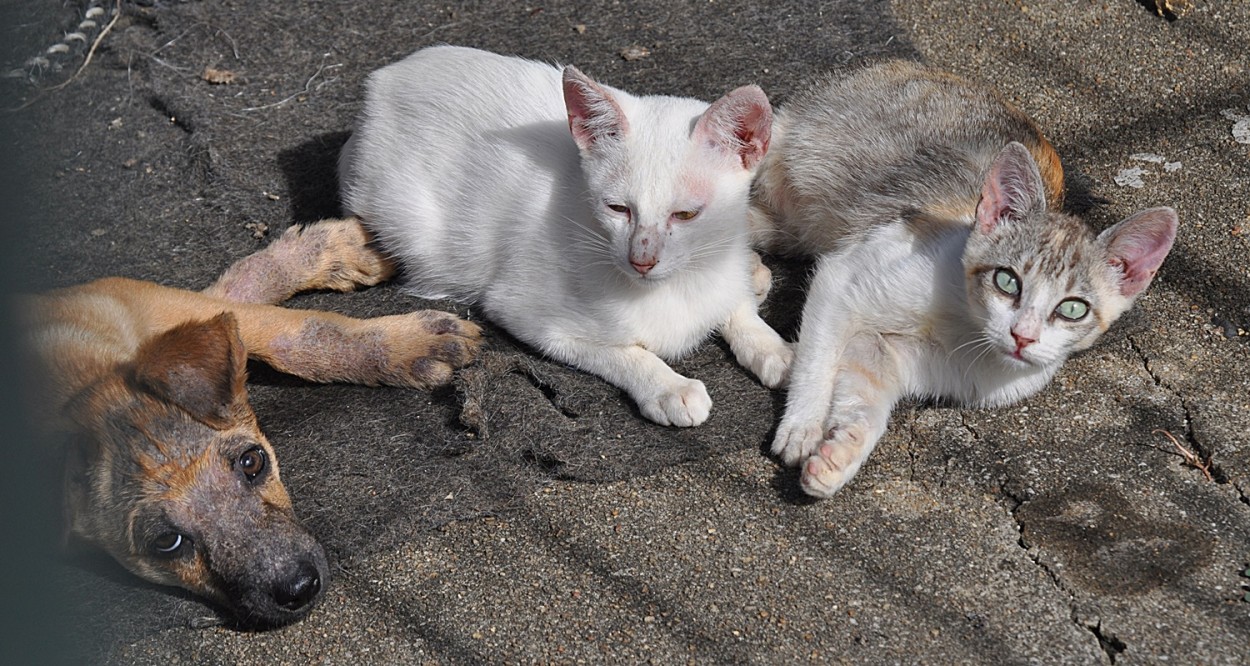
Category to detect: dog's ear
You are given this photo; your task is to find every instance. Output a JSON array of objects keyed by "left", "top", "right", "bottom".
[{"left": 127, "top": 312, "right": 250, "bottom": 429}]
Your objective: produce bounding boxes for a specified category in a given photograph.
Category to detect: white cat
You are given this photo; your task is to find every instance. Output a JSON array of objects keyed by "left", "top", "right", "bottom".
[
  {"left": 339, "top": 46, "right": 791, "bottom": 426},
  {"left": 751, "top": 62, "right": 1178, "bottom": 497}
]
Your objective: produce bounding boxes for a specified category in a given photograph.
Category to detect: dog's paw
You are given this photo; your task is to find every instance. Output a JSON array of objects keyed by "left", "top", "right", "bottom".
[
  {"left": 638, "top": 377, "right": 711, "bottom": 427},
  {"left": 291, "top": 218, "right": 396, "bottom": 290},
  {"left": 383, "top": 310, "right": 483, "bottom": 388}
]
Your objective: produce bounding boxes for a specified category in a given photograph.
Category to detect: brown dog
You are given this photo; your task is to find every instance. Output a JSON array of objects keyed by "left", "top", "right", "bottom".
[{"left": 22, "top": 218, "right": 480, "bottom": 628}]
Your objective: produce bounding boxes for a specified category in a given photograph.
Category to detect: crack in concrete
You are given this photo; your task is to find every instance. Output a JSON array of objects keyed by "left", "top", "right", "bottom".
[
  {"left": 1087, "top": 620, "right": 1128, "bottom": 664},
  {"left": 998, "top": 481, "right": 1125, "bottom": 664},
  {"left": 958, "top": 412, "right": 980, "bottom": 441},
  {"left": 1125, "top": 334, "right": 1230, "bottom": 484}
]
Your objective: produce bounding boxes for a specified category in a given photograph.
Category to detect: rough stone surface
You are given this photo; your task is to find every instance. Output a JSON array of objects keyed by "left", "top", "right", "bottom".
[{"left": 1, "top": 0, "right": 1247, "bottom": 664}]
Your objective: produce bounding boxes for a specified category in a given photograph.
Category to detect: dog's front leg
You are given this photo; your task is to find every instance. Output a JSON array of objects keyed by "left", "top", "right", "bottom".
[{"left": 227, "top": 302, "right": 482, "bottom": 389}]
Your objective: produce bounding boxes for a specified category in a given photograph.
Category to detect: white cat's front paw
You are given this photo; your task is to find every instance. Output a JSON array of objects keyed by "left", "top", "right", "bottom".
[
  {"left": 770, "top": 419, "right": 824, "bottom": 466},
  {"left": 799, "top": 431, "right": 870, "bottom": 499},
  {"left": 749, "top": 252, "right": 773, "bottom": 306},
  {"left": 638, "top": 377, "right": 711, "bottom": 427},
  {"left": 749, "top": 341, "right": 794, "bottom": 389},
  {"left": 730, "top": 335, "right": 794, "bottom": 389}
]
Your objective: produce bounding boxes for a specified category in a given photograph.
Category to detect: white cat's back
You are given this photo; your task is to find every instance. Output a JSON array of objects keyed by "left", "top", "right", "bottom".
[{"left": 339, "top": 46, "right": 575, "bottom": 299}]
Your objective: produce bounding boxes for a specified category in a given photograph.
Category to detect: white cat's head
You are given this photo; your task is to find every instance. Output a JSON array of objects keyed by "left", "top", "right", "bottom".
[
  {"left": 963, "top": 142, "right": 1178, "bottom": 370},
  {"left": 562, "top": 66, "right": 772, "bottom": 282}
]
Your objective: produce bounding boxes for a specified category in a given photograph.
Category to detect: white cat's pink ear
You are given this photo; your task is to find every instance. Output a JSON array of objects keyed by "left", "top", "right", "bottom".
[
  {"left": 694, "top": 85, "right": 773, "bottom": 171},
  {"left": 562, "top": 66, "right": 628, "bottom": 151},
  {"left": 975, "top": 142, "right": 1047, "bottom": 234},
  {"left": 1099, "top": 207, "right": 1178, "bottom": 298}
]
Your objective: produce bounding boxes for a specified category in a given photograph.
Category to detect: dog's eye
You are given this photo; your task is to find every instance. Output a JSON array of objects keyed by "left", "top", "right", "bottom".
[
  {"left": 152, "top": 532, "right": 189, "bottom": 557},
  {"left": 237, "top": 447, "right": 267, "bottom": 481}
]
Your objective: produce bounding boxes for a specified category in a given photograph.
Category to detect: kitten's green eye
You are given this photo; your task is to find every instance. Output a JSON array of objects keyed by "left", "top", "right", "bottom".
[
  {"left": 672, "top": 210, "right": 700, "bottom": 221},
  {"left": 606, "top": 203, "right": 630, "bottom": 215},
  {"left": 993, "top": 268, "right": 1020, "bottom": 296},
  {"left": 1055, "top": 299, "right": 1090, "bottom": 321}
]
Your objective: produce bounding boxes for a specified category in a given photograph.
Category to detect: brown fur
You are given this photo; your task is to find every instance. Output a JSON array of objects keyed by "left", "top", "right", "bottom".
[
  {"left": 1024, "top": 134, "right": 1066, "bottom": 212},
  {"left": 24, "top": 217, "right": 481, "bottom": 628}
]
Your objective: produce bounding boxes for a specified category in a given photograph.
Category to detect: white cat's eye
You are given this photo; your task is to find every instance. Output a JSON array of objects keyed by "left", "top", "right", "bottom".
[
  {"left": 672, "top": 210, "right": 700, "bottom": 221},
  {"left": 993, "top": 268, "right": 1020, "bottom": 297},
  {"left": 606, "top": 203, "right": 630, "bottom": 215},
  {"left": 1055, "top": 298, "right": 1090, "bottom": 321}
]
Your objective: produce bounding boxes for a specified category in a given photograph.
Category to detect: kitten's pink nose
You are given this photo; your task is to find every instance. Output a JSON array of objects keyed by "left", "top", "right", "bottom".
[
  {"left": 1011, "top": 328, "right": 1037, "bottom": 349},
  {"left": 631, "top": 258, "right": 656, "bottom": 275}
]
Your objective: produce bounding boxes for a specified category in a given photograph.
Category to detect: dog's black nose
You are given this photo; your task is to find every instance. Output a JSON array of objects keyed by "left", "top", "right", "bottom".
[{"left": 273, "top": 561, "right": 322, "bottom": 612}]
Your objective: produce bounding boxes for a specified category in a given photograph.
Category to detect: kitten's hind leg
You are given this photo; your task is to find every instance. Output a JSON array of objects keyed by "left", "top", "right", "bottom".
[
  {"left": 204, "top": 217, "right": 396, "bottom": 305},
  {"left": 546, "top": 340, "right": 711, "bottom": 427},
  {"left": 799, "top": 334, "right": 897, "bottom": 498},
  {"left": 720, "top": 299, "right": 792, "bottom": 388}
]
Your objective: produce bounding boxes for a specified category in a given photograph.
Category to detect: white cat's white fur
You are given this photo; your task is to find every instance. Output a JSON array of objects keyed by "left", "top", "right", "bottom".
[{"left": 339, "top": 46, "right": 791, "bottom": 426}]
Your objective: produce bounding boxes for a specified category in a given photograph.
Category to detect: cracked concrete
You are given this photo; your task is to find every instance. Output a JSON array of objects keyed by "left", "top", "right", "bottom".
[{"left": 1, "top": 0, "right": 1248, "bottom": 664}]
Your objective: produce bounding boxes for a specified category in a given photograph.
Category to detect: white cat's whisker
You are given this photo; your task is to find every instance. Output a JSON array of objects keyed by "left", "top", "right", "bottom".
[
  {"left": 568, "top": 238, "right": 612, "bottom": 254},
  {"left": 562, "top": 216, "right": 612, "bottom": 247},
  {"left": 685, "top": 232, "right": 756, "bottom": 265}
]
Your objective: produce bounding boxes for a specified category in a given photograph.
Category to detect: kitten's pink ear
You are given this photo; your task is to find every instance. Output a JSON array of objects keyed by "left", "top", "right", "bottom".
[
  {"left": 1099, "top": 207, "right": 1178, "bottom": 298},
  {"left": 563, "top": 66, "right": 628, "bottom": 151},
  {"left": 693, "top": 85, "right": 773, "bottom": 171},
  {"left": 975, "top": 142, "right": 1047, "bottom": 234}
]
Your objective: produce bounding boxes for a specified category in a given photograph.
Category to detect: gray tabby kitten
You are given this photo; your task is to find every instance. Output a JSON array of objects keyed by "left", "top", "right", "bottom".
[{"left": 752, "top": 61, "right": 1178, "bottom": 498}]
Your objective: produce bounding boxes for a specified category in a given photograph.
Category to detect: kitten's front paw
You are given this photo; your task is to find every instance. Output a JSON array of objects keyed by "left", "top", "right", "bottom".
[
  {"left": 638, "top": 377, "right": 712, "bottom": 427},
  {"left": 770, "top": 419, "right": 824, "bottom": 466},
  {"left": 799, "top": 431, "right": 870, "bottom": 499}
]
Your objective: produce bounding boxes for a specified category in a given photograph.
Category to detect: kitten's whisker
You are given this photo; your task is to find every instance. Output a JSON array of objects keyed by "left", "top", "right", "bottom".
[
  {"left": 962, "top": 339, "right": 998, "bottom": 383},
  {"left": 945, "top": 335, "right": 990, "bottom": 365}
]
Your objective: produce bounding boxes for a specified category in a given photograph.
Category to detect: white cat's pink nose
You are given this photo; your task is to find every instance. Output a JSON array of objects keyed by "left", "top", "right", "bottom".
[{"left": 631, "top": 258, "right": 656, "bottom": 275}]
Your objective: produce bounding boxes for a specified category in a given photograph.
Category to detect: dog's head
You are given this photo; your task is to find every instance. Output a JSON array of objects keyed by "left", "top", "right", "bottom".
[{"left": 62, "top": 313, "right": 328, "bottom": 628}]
